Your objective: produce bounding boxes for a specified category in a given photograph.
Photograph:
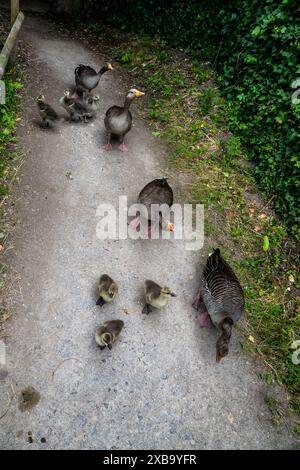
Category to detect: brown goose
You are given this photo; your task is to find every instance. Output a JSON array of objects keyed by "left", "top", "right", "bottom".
[
  {"left": 75, "top": 62, "right": 113, "bottom": 93},
  {"left": 103, "top": 88, "right": 145, "bottom": 152},
  {"left": 192, "top": 249, "right": 244, "bottom": 362},
  {"left": 129, "top": 178, "right": 174, "bottom": 236},
  {"left": 36, "top": 94, "right": 59, "bottom": 127}
]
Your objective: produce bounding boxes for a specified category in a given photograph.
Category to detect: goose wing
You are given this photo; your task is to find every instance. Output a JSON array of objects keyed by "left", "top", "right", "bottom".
[
  {"left": 202, "top": 249, "right": 244, "bottom": 323},
  {"left": 75, "top": 64, "right": 97, "bottom": 78},
  {"left": 39, "top": 102, "right": 58, "bottom": 120},
  {"left": 138, "top": 178, "right": 173, "bottom": 207}
]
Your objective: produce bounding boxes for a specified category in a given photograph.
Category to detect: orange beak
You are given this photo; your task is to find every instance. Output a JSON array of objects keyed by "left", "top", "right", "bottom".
[
  {"left": 216, "top": 353, "right": 223, "bottom": 363},
  {"left": 134, "top": 90, "right": 145, "bottom": 97},
  {"left": 107, "top": 63, "right": 113, "bottom": 70}
]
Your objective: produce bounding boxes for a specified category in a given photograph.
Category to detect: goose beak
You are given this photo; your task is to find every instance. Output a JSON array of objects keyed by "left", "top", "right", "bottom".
[
  {"left": 216, "top": 353, "right": 223, "bottom": 363},
  {"left": 107, "top": 63, "right": 113, "bottom": 70},
  {"left": 170, "top": 292, "right": 177, "bottom": 297},
  {"left": 167, "top": 222, "right": 174, "bottom": 232},
  {"left": 134, "top": 90, "right": 145, "bottom": 97}
]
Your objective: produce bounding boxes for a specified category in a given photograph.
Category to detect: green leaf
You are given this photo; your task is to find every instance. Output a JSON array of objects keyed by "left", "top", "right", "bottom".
[{"left": 263, "top": 235, "right": 270, "bottom": 252}]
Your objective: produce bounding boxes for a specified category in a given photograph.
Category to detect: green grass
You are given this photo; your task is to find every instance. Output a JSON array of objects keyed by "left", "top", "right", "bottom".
[
  {"left": 0, "top": 67, "right": 23, "bottom": 198},
  {"left": 0, "top": 66, "right": 23, "bottom": 321},
  {"left": 61, "top": 19, "right": 300, "bottom": 419}
]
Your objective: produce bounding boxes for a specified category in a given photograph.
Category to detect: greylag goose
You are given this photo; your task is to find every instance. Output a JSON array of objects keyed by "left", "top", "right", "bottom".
[
  {"left": 75, "top": 62, "right": 113, "bottom": 93},
  {"left": 193, "top": 249, "right": 244, "bottom": 362},
  {"left": 129, "top": 178, "right": 174, "bottom": 236},
  {"left": 103, "top": 88, "right": 145, "bottom": 152}
]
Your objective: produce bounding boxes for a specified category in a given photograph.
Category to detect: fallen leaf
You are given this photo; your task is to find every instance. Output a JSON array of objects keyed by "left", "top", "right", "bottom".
[
  {"left": 248, "top": 335, "right": 255, "bottom": 343},
  {"left": 228, "top": 413, "right": 235, "bottom": 424},
  {"left": 258, "top": 213, "right": 267, "bottom": 219},
  {"left": 0, "top": 245, "right": 3, "bottom": 252},
  {"left": 123, "top": 308, "right": 129, "bottom": 315},
  {"left": 288, "top": 274, "right": 295, "bottom": 283}
]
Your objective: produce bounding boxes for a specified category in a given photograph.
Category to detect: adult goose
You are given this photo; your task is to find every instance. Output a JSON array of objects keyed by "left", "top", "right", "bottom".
[
  {"left": 75, "top": 62, "right": 113, "bottom": 93},
  {"left": 129, "top": 178, "right": 174, "bottom": 236},
  {"left": 103, "top": 88, "right": 145, "bottom": 152},
  {"left": 192, "top": 249, "right": 244, "bottom": 362}
]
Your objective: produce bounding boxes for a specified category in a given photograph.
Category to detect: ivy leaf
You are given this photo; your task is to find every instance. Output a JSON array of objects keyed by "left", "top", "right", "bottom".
[
  {"left": 251, "top": 26, "right": 261, "bottom": 36},
  {"left": 263, "top": 235, "right": 270, "bottom": 252}
]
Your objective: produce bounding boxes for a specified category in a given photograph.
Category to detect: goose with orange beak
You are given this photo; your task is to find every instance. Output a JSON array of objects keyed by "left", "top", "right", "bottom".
[
  {"left": 128, "top": 177, "right": 174, "bottom": 237},
  {"left": 103, "top": 88, "right": 145, "bottom": 152},
  {"left": 75, "top": 62, "right": 113, "bottom": 93},
  {"left": 192, "top": 249, "right": 244, "bottom": 363}
]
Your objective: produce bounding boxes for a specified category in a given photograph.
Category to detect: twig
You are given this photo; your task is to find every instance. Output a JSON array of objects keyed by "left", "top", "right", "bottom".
[
  {"left": 52, "top": 357, "right": 84, "bottom": 379},
  {"left": 258, "top": 195, "right": 275, "bottom": 214},
  {"left": 0, "top": 385, "right": 15, "bottom": 420}
]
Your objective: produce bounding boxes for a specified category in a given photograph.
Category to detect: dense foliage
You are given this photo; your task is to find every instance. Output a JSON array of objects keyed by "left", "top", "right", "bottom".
[{"left": 82, "top": 0, "right": 300, "bottom": 232}]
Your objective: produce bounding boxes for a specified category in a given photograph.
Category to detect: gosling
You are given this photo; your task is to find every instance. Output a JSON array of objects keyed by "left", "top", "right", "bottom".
[
  {"left": 143, "top": 280, "right": 176, "bottom": 314},
  {"left": 95, "top": 320, "right": 124, "bottom": 350},
  {"left": 36, "top": 94, "right": 59, "bottom": 127},
  {"left": 96, "top": 274, "right": 118, "bottom": 306},
  {"left": 59, "top": 90, "right": 94, "bottom": 122}
]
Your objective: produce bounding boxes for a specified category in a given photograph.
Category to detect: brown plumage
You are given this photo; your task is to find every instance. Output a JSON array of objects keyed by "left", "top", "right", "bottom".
[
  {"left": 75, "top": 62, "right": 113, "bottom": 92},
  {"left": 193, "top": 249, "right": 244, "bottom": 362},
  {"left": 36, "top": 94, "right": 59, "bottom": 127},
  {"left": 129, "top": 178, "right": 174, "bottom": 235}
]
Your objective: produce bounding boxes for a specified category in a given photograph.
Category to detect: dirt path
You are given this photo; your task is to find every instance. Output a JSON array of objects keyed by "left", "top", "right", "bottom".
[{"left": 0, "top": 15, "right": 294, "bottom": 449}]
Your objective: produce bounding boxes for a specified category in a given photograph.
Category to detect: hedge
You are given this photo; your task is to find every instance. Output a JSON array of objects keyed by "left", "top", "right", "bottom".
[{"left": 81, "top": 0, "right": 300, "bottom": 232}]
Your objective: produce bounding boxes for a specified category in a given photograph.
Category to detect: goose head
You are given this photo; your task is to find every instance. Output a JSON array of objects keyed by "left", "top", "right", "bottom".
[
  {"left": 36, "top": 94, "right": 45, "bottom": 103},
  {"left": 101, "top": 332, "right": 113, "bottom": 348},
  {"left": 101, "top": 282, "right": 118, "bottom": 302},
  {"left": 216, "top": 317, "right": 233, "bottom": 363},
  {"left": 127, "top": 88, "right": 145, "bottom": 100},
  {"left": 216, "top": 337, "right": 229, "bottom": 363},
  {"left": 161, "top": 287, "right": 176, "bottom": 298}
]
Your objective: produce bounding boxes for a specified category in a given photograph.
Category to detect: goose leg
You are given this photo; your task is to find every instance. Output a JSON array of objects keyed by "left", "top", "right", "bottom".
[
  {"left": 103, "top": 133, "right": 113, "bottom": 151},
  {"left": 96, "top": 297, "right": 106, "bottom": 306},
  {"left": 192, "top": 289, "right": 201, "bottom": 310},
  {"left": 142, "top": 304, "right": 151, "bottom": 315},
  {"left": 128, "top": 216, "right": 140, "bottom": 229},
  {"left": 118, "top": 135, "right": 128, "bottom": 152},
  {"left": 196, "top": 312, "right": 212, "bottom": 328}
]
